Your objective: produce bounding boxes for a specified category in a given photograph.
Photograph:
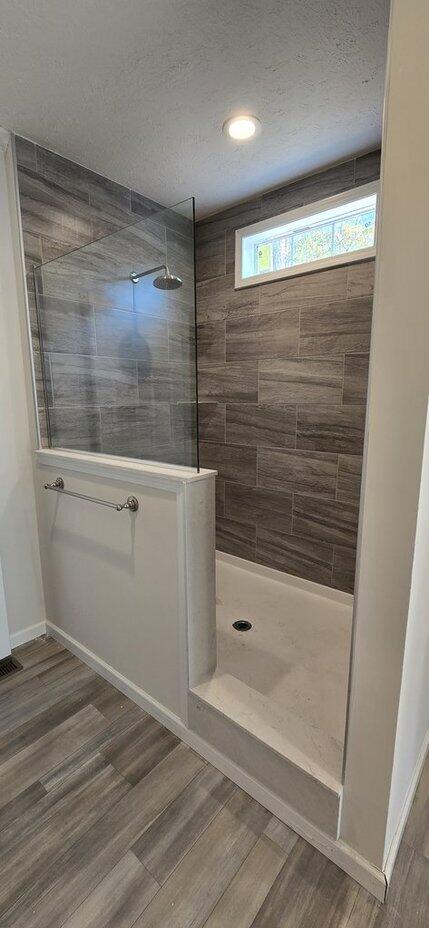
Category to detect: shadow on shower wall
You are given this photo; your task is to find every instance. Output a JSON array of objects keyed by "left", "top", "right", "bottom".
[{"left": 33, "top": 199, "right": 199, "bottom": 468}]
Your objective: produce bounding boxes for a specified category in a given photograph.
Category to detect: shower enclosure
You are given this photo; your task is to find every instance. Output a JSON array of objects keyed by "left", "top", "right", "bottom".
[{"left": 33, "top": 198, "right": 199, "bottom": 469}]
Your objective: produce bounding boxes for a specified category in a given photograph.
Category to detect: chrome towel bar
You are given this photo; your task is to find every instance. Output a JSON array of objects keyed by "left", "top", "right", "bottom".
[{"left": 44, "top": 477, "right": 139, "bottom": 512}]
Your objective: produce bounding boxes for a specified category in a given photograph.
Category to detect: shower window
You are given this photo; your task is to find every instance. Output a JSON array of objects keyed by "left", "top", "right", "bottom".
[
  {"left": 33, "top": 198, "right": 199, "bottom": 469},
  {"left": 235, "top": 181, "right": 378, "bottom": 288}
]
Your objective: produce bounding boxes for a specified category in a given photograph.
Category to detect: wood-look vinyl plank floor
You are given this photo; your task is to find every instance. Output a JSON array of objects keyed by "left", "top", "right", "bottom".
[{"left": 0, "top": 636, "right": 427, "bottom": 928}]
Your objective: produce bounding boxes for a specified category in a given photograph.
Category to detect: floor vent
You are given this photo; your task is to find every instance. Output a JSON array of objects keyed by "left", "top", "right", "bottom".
[{"left": 0, "top": 655, "right": 23, "bottom": 679}]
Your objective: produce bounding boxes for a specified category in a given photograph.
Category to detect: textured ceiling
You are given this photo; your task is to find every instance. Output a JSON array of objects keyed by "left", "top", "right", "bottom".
[{"left": 0, "top": 0, "right": 390, "bottom": 217}]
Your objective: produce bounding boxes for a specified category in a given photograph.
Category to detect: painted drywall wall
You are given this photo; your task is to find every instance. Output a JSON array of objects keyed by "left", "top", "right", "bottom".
[
  {"left": 196, "top": 153, "right": 380, "bottom": 593},
  {"left": 0, "top": 133, "right": 46, "bottom": 641},
  {"left": 341, "top": 0, "right": 429, "bottom": 869},
  {"left": 384, "top": 401, "right": 429, "bottom": 862}
]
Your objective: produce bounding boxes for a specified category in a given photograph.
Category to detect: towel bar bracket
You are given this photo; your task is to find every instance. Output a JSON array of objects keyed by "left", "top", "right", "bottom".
[{"left": 43, "top": 476, "right": 139, "bottom": 513}]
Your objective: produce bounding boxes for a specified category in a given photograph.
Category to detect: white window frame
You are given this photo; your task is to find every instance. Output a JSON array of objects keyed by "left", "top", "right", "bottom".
[{"left": 234, "top": 181, "right": 379, "bottom": 289}]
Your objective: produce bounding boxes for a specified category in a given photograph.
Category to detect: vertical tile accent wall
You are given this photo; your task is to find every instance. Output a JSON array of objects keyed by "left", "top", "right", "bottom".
[
  {"left": 15, "top": 136, "right": 196, "bottom": 465},
  {"left": 195, "top": 151, "right": 380, "bottom": 593}
]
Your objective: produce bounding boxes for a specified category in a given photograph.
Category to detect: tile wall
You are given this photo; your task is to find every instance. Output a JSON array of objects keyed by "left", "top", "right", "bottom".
[
  {"left": 195, "top": 152, "right": 380, "bottom": 592},
  {"left": 15, "top": 136, "right": 196, "bottom": 465}
]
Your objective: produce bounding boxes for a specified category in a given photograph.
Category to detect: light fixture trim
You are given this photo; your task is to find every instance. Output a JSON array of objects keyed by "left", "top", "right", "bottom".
[{"left": 222, "top": 114, "right": 261, "bottom": 141}]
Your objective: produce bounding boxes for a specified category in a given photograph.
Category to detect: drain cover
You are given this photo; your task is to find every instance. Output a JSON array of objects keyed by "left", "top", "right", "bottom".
[
  {"left": 232, "top": 620, "right": 252, "bottom": 632},
  {"left": 0, "top": 655, "right": 23, "bottom": 679}
]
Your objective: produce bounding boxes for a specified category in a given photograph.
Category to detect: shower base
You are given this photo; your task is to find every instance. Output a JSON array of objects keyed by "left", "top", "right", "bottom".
[{"left": 190, "top": 551, "right": 353, "bottom": 835}]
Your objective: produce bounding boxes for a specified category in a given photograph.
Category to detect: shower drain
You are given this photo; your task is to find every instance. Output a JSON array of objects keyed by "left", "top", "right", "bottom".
[{"left": 232, "top": 620, "right": 252, "bottom": 632}]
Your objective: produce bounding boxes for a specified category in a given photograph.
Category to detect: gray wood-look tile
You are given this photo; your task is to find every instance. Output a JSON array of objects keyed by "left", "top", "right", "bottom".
[
  {"left": 256, "top": 527, "right": 333, "bottom": 586},
  {"left": 0, "top": 754, "right": 130, "bottom": 916},
  {"left": 100, "top": 404, "right": 171, "bottom": 456},
  {"left": 343, "top": 353, "right": 370, "bottom": 405},
  {"left": 95, "top": 308, "right": 168, "bottom": 361},
  {"left": 198, "top": 362, "right": 258, "bottom": 403},
  {"left": 18, "top": 165, "right": 93, "bottom": 247},
  {"left": 37, "top": 295, "right": 96, "bottom": 355},
  {"left": 168, "top": 320, "right": 195, "bottom": 363},
  {"left": 101, "top": 714, "right": 179, "bottom": 786},
  {"left": 346, "top": 260, "right": 375, "bottom": 299},
  {"left": 258, "top": 447, "right": 338, "bottom": 499},
  {"left": 197, "top": 321, "right": 226, "bottom": 366},
  {"left": 264, "top": 816, "right": 300, "bottom": 855},
  {"left": 196, "top": 273, "right": 259, "bottom": 323},
  {"left": 293, "top": 494, "right": 359, "bottom": 548},
  {"left": 259, "top": 265, "right": 348, "bottom": 314},
  {"left": 199, "top": 441, "right": 256, "bottom": 486},
  {"left": 225, "top": 482, "right": 293, "bottom": 535},
  {"left": 0, "top": 705, "right": 107, "bottom": 810},
  {"left": 62, "top": 850, "right": 159, "bottom": 928},
  {"left": 261, "top": 160, "right": 355, "bottom": 218},
  {"left": 354, "top": 150, "right": 381, "bottom": 184},
  {"left": 216, "top": 515, "right": 257, "bottom": 561},
  {"left": 131, "top": 189, "right": 164, "bottom": 221},
  {"left": 198, "top": 403, "right": 226, "bottom": 443},
  {"left": 1, "top": 637, "right": 426, "bottom": 927},
  {"left": 5, "top": 743, "right": 204, "bottom": 928},
  {"left": 49, "top": 406, "right": 102, "bottom": 452},
  {"left": 131, "top": 791, "right": 271, "bottom": 928},
  {"left": 259, "top": 357, "right": 343, "bottom": 405},
  {"left": 132, "top": 765, "right": 236, "bottom": 884},
  {"left": 299, "top": 298, "right": 372, "bottom": 356},
  {"left": 332, "top": 545, "right": 356, "bottom": 594},
  {"left": 216, "top": 477, "right": 225, "bottom": 517},
  {"left": 14, "top": 135, "right": 37, "bottom": 169},
  {"left": 203, "top": 835, "right": 286, "bottom": 928},
  {"left": 36, "top": 146, "right": 91, "bottom": 199},
  {"left": 137, "top": 360, "right": 195, "bottom": 404},
  {"left": 195, "top": 233, "right": 226, "bottom": 282},
  {"left": 226, "top": 309, "right": 299, "bottom": 361},
  {"left": 337, "top": 455, "right": 363, "bottom": 503},
  {"left": 0, "top": 662, "right": 95, "bottom": 738},
  {"left": 250, "top": 838, "right": 360, "bottom": 928},
  {"left": 297, "top": 404, "right": 366, "bottom": 454},
  {"left": 171, "top": 403, "right": 197, "bottom": 442},
  {"left": 50, "top": 353, "right": 138, "bottom": 407},
  {"left": 196, "top": 198, "right": 262, "bottom": 244},
  {"left": 226, "top": 403, "right": 296, "bottom": 448}
]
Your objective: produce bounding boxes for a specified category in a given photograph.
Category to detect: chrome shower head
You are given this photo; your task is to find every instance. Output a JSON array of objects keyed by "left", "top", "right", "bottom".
[
  {"left": 130, "top": 264, "right": 182, "bottom": 289},
  {"left": 153, "top": 268, "right": 183, "bottom": 290}
]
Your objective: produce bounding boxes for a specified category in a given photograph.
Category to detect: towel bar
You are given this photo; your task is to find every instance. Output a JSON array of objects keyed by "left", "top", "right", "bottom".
[{"left": 44, "top": 477, "right": 139, "bottom": 512}]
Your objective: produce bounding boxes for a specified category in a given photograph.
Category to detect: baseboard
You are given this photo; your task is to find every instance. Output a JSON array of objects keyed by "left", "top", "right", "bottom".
[
  {"left": 46, "top": 619, "right": 387, "bottom": 903},
  {"left": 383, "top": 728, "right": 429, "bottom": 885},
  {"left": 10, "top": 621, "right": 46, "bottom": 649}
]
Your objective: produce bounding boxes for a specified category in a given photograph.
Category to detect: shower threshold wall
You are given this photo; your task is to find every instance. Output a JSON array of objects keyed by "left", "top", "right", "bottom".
[{"left": 191, "top": 550, "right": 353, "bottom": 819}]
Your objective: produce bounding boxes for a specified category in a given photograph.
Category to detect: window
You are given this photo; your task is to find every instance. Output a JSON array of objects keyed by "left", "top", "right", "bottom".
[{"left": 235, "top": 181, "right": 378, "bottom": 289}]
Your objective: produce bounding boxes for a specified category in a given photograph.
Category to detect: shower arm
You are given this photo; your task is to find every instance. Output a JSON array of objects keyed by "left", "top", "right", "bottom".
[{"left": 130, "top": 264, "right": 168, "bottom": 284}]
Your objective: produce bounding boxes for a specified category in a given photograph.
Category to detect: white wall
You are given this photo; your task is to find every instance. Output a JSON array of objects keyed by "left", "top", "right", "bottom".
[
  {"left": 341, "top": 0, "right": 429, "bottom": 869},
  {"left": 0, "top": 131, "right": 46, "bottom": 643},
  {"left": 35, "top": 451, "right": 216, "bottom": 722},
  {"left": 384, "top": 402, "right": 429, "bottom": 861}
]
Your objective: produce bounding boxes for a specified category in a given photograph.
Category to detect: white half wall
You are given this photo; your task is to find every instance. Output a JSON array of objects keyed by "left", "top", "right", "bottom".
[
  {"left": 341, "top": 0, "right": 429, "bottom": 869},
  {"left": 0, "top": 130, "right": 46, "bottom": 642},
  {"left": 35, "top": 449, "right": 216, "bottom": 722}
]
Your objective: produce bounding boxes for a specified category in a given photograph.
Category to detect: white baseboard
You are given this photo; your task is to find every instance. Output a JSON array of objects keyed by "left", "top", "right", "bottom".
[
  {"left": 383, "top": 728, "right": 429, "bottom": 884},
  {"left": 10, "top": 621, "right": 46, "bottom": 649},
  {"left": 46, "top": 619, "right": 386, "bottom": 903}
]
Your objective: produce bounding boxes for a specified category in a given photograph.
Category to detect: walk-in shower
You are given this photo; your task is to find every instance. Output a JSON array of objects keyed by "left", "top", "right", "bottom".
[{"left": 33, "top": 198, "right": 198, "bottom": 468}]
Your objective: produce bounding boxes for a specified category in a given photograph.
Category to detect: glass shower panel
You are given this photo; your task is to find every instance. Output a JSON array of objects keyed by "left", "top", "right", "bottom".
[{"left": 33, "top": 198, "right": 198, "bottom": 469}]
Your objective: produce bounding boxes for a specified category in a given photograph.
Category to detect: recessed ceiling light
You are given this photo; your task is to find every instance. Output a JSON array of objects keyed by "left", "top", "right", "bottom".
[{"left": 222, "top": 114, "right": 261, "bottom": 141}]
